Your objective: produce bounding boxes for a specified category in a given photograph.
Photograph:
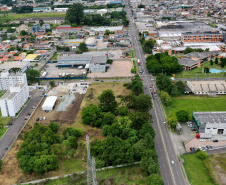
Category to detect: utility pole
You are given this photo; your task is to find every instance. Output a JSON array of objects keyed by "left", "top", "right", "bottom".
[{"left": 86, "top": 134, "right": 97, "bottom": 185}]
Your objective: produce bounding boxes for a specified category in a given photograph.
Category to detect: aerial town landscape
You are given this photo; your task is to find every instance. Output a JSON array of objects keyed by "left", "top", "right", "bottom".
[{"left": 0, "top": 0, "right": 226, "bottom": 184}]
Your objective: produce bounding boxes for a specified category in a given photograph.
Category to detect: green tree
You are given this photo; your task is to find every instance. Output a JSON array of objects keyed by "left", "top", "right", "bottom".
[
  {"left": 130, "top": 111, "right": 150, "bottom": 130},
  {"left": 9, "top": 67, "right": 22, "bottom": 74},
  {"left": 147, "top": 173, "right": 164, "bottom": 185},
  {"left": 156, "top": 74, "right": 172, "bottom": 94},
  {"left": 133, "top": 94, "right": 152, "bottom": 111},
  {"left": 123, "top": 18, "right": 129, "bottom": 27},
  {"left": 175, "top": 80, "right": 185, "bottom": 95},
  {"left": 144, "top": 39, "right": 154, "bottom": 54},
  {"left": 49, "top": 80, "right": 55, "bottom": 87},
  {"left": 66, "top": 3, "right": 84, "bottom": 25},
  {"left": 81, "top": 104, "right": 103, "bottom": 127},
  {"left": 48, "top": 122, "right": 59, "bottom": 133},
  {"left": 167, "top": 112, "right": 178, "bottom": 129},
  {"left": 0, "top": 159, "right": 3, "bottom": 171},
  {"left": 220, "top": 58, "right": 226, "bottom": 67},
  {"left": 107, "top": 59, "right": 113, "bottom": 64},
  {"left": 104, "top": 30, "right": 111, "bottom": 35},
  {"left": 210, "top": 60, "right": 213, "bottom": 65},
  {"left": 176, "top": 110, "right": 189, "bottom": 122},
  {"left": 215, "top": 58, "right": 218, "bottom": 64},
  {"left": 118, "top": 106, "right": 128, "bottom": 116},
  {"left": 159, "top": 91, "right": 172, "bottom": 106},
  {"left": 98, "top": 89, "right": 118, "bottom": 112},
  {"left": 25, "top": 69, "right": 40, "bottom": 85},
  {"left": 102, "top": 112, "right": 115, "bottom": 126},
  {"left": 78, "top": 42, "right": 88, "bottom": 53},
  {"left": 196, "top": 150, "right": 207, "bottom": 159},
  {"left": 1, "top": 33, "right": 7, "bottom": 40}
]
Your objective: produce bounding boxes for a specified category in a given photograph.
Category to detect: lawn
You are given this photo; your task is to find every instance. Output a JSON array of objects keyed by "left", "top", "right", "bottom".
[
  {"left": 35, "top": 164, "right": 147, "bottom": 185},
  {"left": 50, "top": 53, "right": 58, "bottom": 61},
  {"left": 181, "top": 154, "right": 216, "bottom": 185},
  {"left": 164, "top": 95, "right": 226, "bottom": 120},
  {"left": 0, "top": 111, "right": 11, "bottom": 139},
  {"left": 175, "top": 61, "right": 226, "bottom": 79},
  {"left": 0, "top": 12, "right": 65, "bottom": 24}
]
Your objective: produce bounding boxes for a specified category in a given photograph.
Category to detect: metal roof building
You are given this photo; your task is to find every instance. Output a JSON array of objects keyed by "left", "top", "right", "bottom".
[{"left": 42, "top": 96, "right": 57, "bottom": 111}]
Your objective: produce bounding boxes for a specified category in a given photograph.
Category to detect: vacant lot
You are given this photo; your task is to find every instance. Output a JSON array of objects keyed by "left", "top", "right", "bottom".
[
  {"left": 87, "top": 60, "right": 134, "bottom": 78},
  {"left": 164, "top": 95, "right": 226, "bottom": 120},
  {"left": 0, "top": 82, "right": 131, "bottom": 185},
  {"left": 182, "top": 154, "right": 216, "bottom": 185},
  {"left": 206, "top": 153, "right": 226, "bottom": 185}
]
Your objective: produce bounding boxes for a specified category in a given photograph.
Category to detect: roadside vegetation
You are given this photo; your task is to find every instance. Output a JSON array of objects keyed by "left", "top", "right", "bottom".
[
  {"left": 181, "top": 152, "right": 218, "bottom": 185},
  {"left": 0, "top": 111, "right": 11, "bottom": 139}
]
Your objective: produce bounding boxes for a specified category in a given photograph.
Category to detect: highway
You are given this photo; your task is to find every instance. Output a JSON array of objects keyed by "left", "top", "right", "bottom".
[{"left": 124, "top": 1, "right": 187, "bottom": 185}]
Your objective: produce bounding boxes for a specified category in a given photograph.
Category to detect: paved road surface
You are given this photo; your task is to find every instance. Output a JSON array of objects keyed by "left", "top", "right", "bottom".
[
  {"left": 124, "top": 1, "right": 187, "bottom": 184},
  {"left": 0, "top": 91, "right": 43, "bottom": 159}
]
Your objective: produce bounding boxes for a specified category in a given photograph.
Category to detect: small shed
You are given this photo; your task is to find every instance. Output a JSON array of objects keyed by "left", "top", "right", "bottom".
[{"left": 42, "top": 96, "right": 57, "bottom": 111}]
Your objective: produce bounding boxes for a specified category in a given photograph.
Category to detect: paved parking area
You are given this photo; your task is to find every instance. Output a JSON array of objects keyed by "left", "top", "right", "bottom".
[
  {"left": 44, "top": 63, "right": 86, "bottom": 78},
  {"left": 109, "top": 50, "right": 123, "bottom": 59},
  {"left": 87, "top": 60, "right": 134, "bottom": 78}
]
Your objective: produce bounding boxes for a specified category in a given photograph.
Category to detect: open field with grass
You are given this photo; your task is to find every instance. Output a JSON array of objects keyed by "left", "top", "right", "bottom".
[
  {"left": 175, "top": 61, "right": 226, "bottom": 79},
  {"left": 206, "top": 153, "right": 226, "bottom": 185},
  {"left": 181, "top": 154, "right": 217, "bottom": 185},
  {"left": 164, "top": 95, "right": 226, "bottom": 120},
  {"left": 50, "top": 53, "right": 58, "bottom": 61},
  {"left": 32, "top": 164, "right": 147, "bottom": 185},
  {"left": 0, "top": 12, "right": 65, "bottom": 24},
  {"left": 0, "top": 111, "right": 11, "bottom": 139}
]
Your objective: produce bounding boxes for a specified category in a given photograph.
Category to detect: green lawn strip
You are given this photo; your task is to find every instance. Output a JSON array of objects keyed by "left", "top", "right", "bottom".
[
  {"left": 50, "top": 53, "right": 58, "bottom": 61},
  {"left": 181, "top": 154, "right": 215, "bottom": 185},
  {"left": 131, "top": 50, "right": 135, "bottom": 58},
  {"left": 164, "top": 95, "right": 226, "bottom": 120},
  {"left": 0, "top": 111, "right": 11, "bottom": 139},
  {"left": 40, "top": 164, "right": 147, "bottom": 185},
  {"left": 62, "top": 158, "right": 85, "bottom": 173}
]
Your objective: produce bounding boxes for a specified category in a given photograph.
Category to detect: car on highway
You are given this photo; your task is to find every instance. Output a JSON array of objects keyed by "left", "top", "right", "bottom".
[
  {"left": 171, "top": 160, "right": 175, "bottom": 165},
  {"left": 213, "top": 139, "right": 218, "bottom": 142},
  {"left": 5, "top": 146, "right": 9, "bottom": 150}
]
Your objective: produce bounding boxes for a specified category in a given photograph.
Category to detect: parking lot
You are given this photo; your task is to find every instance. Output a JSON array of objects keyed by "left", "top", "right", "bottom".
[
  {"left": 109, "top": 50, "right": 123, "bottom": 59},
  {"left": 44, "top": 63, "right": 87, "bottom": 78},
  {"left": 87, "top": 60, "right": 134, "bottom": 78}
]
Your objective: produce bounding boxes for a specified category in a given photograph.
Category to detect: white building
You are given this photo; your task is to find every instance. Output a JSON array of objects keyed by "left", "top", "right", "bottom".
[
  {"left": 0, "top": 83, "right": 29, "bottom": 117},
  {"left": 42, "top": 96, "right": 57, "bottom": 111},
  {"left": 0, "top": 71, "right": 27, "bottom": 90}
]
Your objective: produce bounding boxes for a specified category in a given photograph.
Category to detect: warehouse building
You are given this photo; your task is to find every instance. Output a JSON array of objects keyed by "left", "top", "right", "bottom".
[
  {"left": 0, "top": 83, "right": 29, "bottom": 117},
  {"left": 42, "top": 96, "right": 57, "bottom": 112},
  {"left": 57, "top": 53, "right": 107, "bottom": 72},
  {"left": 187, "top": 81, "right": 226, "bottom": 95},
  {"left": 23, "top": 54, "right": 42, "bottom": 62},
  {"left": 0, "top": 71, "right": 27, "bottom": 90},
  {"left": 193, "top": 112, "right": 226, "bottom": 135},
  {"left": 181, "top": 32, "right": 222, "bottom": 43}
]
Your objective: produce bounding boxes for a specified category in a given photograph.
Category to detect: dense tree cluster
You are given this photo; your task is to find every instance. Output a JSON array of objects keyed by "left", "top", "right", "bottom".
[
  {"left": 82, "top": 78, "right": 162, "bottom": 182},
  {"left": 12, "top": 6, "right": 33, "bottom": 13},
  {"left": 176, "top": 110, "right": 189, "bottom": 122},
  {"left": 156, "top": 74, "right": 185, "bottom": 96},
  {"left": 25, "top": 69, "right": 40, "bottom": 85},
  {"left": 126, "top": 74, "right": 143, "bottom": 95},
  {"left": 220, "top": 57, "right": 226, "bottom": 68},
  {"left": 17, "top": 123, "right": 83, "bottom": 174},
  {"left": 184, "top": 47, "right": 203, "bottom": 54},
  {"left": 66, "top": 3, "right": 129, "bottom": 26},
  {"left": 146, "top": 53, "right": 183, "bottom": 75},
  {"left": 143, "top": 39, "right": 155, "bottom": 54},
  {"left": 0, "top": 0, "right": 13, "bottom": 6}
]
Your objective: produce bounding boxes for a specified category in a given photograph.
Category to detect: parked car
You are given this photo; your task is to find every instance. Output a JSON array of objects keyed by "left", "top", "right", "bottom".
[
  {"left": 101, "top": 80, "right": 104, "bottom": 82},
  {"left": 213, "top": 139, "right": 218, "bottom": 142},
  {"left": 5, "top": 146, "right": 9, "bottom": 150},
  {"left": 40, "top": 117, "right": 42, "bottom": 121},
  {"left": 8, "top": 122, "right": 13, "bottom": 125},
  {"left": 36, "top": 118, "right": 39, "bottom": 121},
  {"left": 43, "top": 117, "right": 46, "bottom": 120},
  {"left": 171, "top": 160, "right": 175, "bottom": 165}
]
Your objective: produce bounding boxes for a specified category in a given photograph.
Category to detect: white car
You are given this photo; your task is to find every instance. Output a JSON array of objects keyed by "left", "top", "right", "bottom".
[
  {"left": 43, "top": 117, "right": 46, "bottom": 120},
  {"left": 171, "top": 160, "right": 175, "bottom": 165},
  {"left": 80, "top": 80, "right": 84, "bottom": 82}
]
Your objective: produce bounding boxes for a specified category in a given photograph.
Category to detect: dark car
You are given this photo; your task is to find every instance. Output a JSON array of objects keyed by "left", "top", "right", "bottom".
[
  {"left": 5, "top": 147, "right": 9, "bottom": 150},
  {"left": 101, "top": 80, "right": 104, "bottom": 82},
  {"left": 8, "top": 122, "right": 13, "bottom": 125},
  {"left": 95, "top": 79, "right": 99, "bottom": 81},
  {"left": 36, "top": 118, "right": 39, "bottom": 121},
  {"left": 213, "top": 139, "right": 218, "bottom": 142}
]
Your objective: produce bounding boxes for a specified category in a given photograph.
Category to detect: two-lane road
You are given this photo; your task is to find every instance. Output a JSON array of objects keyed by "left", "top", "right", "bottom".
[{"left": 124, "top": 1, "right": 187, "bottom": 184}]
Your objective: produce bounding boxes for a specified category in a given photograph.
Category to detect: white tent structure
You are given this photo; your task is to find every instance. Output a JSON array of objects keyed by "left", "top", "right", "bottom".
[{"left": 42, "top": 96, "right": 57, "bottom": 111}]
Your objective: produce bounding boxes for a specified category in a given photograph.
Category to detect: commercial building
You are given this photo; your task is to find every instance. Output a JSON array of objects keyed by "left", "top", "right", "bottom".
[
  {"left": 23, "top": 54, "right": 42, "bottom": 62},
  {"left": 57, "top": 53, "right": 107, "bottom": 72},
  {"left": 0, "top": 71, "right": 27, "bottom": 90},
  {"left": 42, "top": 96, "right": 57, "bottom": 111},
  {"left": 181, "top": 32, "right": 222, "bottom": 43},
  {"left": 193, "top": 112, "right": 226, "bottom": 135},
  {"left": 65, "top": 39, "right": 85, "bottom": 47},
  {"left": 0, "top": 83, "right": 29, "bottom": 117},
  {"left": 55, "top": 26, "right": 82, "bottom": 33},
  {"left": 33, "top": 7, "right": 51, "bottom": 12},
  {"left": 16, "top": 17, "right": 65, "bottom": 24},
  {"left": 0, "top": 62, "right": 30, "bottom": 72},
  {"left": 187, "top": 81, "right": 226, "bottom": 95}
]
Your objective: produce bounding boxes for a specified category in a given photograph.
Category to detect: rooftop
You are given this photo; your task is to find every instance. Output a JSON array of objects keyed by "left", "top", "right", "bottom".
[
  {"left": 23, "top": 54, "right": 39, "bottom": 60},
  {"left": 194, "top": 112, "right": 226, "bottom": 124},
  {"left": 90, "top": 55, "right": 107, "bottom": 64},
  {"left": 178, "top": 58, "right": 198, "bottom": 67},
  {"left": 58, "top": 54, "right": 92, "bottom": 61},
  {"left": 0, "top": 61, "right": 29, "bottom": 69},
  {"left": 182, "top": 32, "right": 222, "bottom": 36},
  {"left": 188, "top": 81, "right": 226, "bottom": 92}
]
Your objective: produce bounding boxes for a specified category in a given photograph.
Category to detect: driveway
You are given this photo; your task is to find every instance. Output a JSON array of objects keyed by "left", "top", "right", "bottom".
[{"left": 0, "top": 91, "right": 43, "bottom": 159}]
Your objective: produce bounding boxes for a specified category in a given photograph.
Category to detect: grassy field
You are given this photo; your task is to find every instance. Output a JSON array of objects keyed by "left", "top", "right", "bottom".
[
  {"left": 164, "top": 95, "right": 226, "bottom": 120},
  {"left": 33, "top": 164, "right": 147, "bottom": 185},
  {"left": 50, "top": 53, "right": 58, "bottom": 61},
  {"left": 205, "top": 153, "right": 226, "bottom": 185},
  {"left": 0, "top": 12, "right": 65, "bottom": 24},
  {"left": 175, "top": 61, "right": 226, "bottom": 79},
  {"left": 181, "top": 154, "right": 216, "bottom": 185}
]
